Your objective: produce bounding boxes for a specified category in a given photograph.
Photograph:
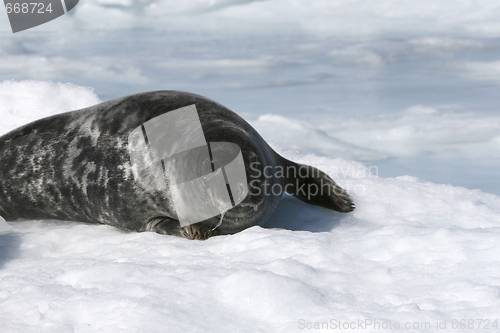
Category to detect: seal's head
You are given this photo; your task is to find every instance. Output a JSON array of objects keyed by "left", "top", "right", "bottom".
[{"left": 128, "top": 104, "right": 282, "bottom": 237}]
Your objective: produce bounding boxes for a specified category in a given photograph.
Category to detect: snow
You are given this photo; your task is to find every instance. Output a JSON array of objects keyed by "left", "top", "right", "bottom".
[
  {"left": 0, "top": 81, "right": 101, "bottom": 135},
  {"left": 1, "top": 81, "right": 500, "bottom": 332}
]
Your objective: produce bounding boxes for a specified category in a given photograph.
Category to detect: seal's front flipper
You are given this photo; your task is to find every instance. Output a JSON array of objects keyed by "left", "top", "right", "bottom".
[
  {"left": 181, "top": 223, "right": 220, "bottom": 240},
  {"left": 143, "top": 217, "right": 219, "bottom": 240},
  {"left": 277, "top": 156, "right": 355, "bottom": 213}
]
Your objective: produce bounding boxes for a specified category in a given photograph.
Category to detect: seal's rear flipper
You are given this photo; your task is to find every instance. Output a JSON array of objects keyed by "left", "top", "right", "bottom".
[{"left": 277, "top": 156, "right": 355, "bottom": 213}]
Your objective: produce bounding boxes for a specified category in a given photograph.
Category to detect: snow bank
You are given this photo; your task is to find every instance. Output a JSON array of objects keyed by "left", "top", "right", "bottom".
[
  {"left": 0, "top": 81, "right": 499, "bottom": 332},
  {"left": 250, "top": 114, "right": 384, "bottom": 161},
  {"left": 251, "top": 106, "right": 500, "bottom": 162},
  {"left": 0, "top": 80, "right": 102, "bottom": 135}
]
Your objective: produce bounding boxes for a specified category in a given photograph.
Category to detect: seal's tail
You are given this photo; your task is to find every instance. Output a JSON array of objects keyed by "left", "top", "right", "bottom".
[{"left": 276, "top": 155, "right": 355, "bottom": 213}]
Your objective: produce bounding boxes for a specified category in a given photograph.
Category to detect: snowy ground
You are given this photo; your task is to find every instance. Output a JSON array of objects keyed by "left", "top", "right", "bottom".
[
  {"left": 1, "top": 1, "right": 500, "bottom": 332},
  {"left": 1, "top": 81, "right": 500, "bottom": 333}
]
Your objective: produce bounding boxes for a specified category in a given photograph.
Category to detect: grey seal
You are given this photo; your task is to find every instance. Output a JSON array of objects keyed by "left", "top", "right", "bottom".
[{"left": 0, "top": 91, "right": 354, "bottom": 240}]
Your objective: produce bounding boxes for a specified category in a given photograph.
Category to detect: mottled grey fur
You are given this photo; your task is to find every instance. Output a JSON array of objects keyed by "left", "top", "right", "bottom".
[{"left": 0, "top": 91, "right": 354, "bottom": 239}]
